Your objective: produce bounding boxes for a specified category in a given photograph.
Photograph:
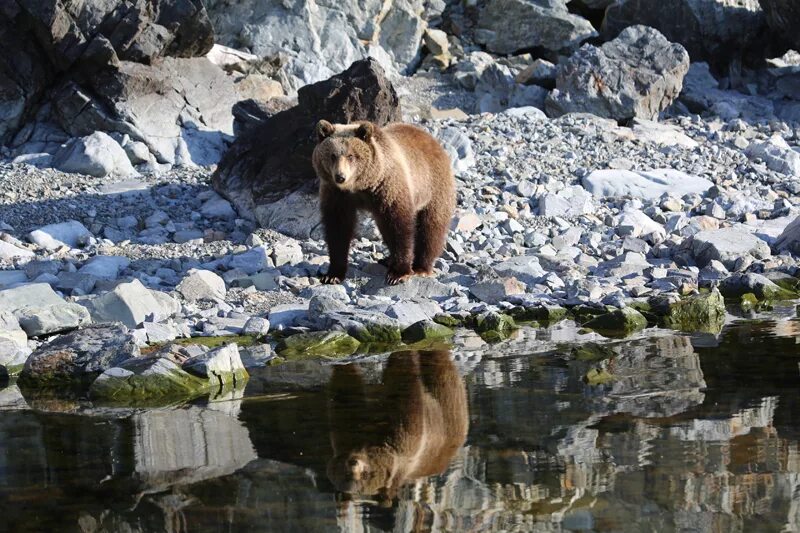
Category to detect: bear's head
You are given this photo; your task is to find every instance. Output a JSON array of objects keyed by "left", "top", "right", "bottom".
[
  {"left": 312, "top": 120, "right": 376, "bottom": 191},
  {"left": 327, "top": 447, "right": 397, "bottom": 501}
]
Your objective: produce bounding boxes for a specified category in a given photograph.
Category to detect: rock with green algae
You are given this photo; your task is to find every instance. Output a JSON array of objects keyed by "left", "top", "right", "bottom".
[
  {"left": 739, "top": 293, "right": 759, "bottom": 312},
  {"left": 401, "top": 320, "right": 454, "bottom": 344},
  {"left": 584, "top": 307, "right": 647, "bottom": 337},
  {"left": 719, "top": 273, "right": 797, "bottom": 301},
  {"left": 509, "top": 304, "right": 567, "bottom": 323},
  {"left": 572, "top": 342, "right": 617, "bottom": 362},
  {"left": 570, "top": 304, "right": 608, "bottom": 324},
  {"left": 585, "top": 368, "right": 615, "bottom": 386},
  {"left": 90, "top": 356, "right": 210, "bottom": 402},
  {"left": 19, "top": 324, "right": 139, "bottom": 388},
  {"left": 319, "top": 311, "right": 402, "bottom": 343},
  {"left": 654, "top": 288, "right": 726, "bottom": 333},
  {"left": 275, "top": 331, "right": 361, "bottom": 359},
  {"left": 433, "top": 313, "right": 465, "bottom": 328},
  {"left": 473, "top": 311, "right": 517, "bottom": 342}
]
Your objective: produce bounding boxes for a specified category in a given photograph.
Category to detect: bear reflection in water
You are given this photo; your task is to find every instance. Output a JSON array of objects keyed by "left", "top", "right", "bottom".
[{"left": 326, "top": 349, "right": 468, "bottom": 504}]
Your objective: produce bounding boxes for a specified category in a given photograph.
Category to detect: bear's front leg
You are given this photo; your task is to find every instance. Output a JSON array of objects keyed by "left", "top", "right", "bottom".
[
  {"left": 320, "top": 188, "right": 357, "bottom": 284},
  {"left": 375, "top": 203, "right": 415, "bottom": 285}
]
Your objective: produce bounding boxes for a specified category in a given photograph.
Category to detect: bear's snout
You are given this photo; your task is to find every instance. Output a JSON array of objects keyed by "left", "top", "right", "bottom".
[{"left": 335, "top": 173, "right": 346, "bottom": 184}]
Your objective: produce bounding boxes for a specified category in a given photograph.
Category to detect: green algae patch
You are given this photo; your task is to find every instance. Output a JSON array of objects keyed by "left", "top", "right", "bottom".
[
  {"left": 433, "top": 313, "right": 465, "bottom": 328},
  {"left": 739, "top": 293, "right": 759, "bottom": 312},
  {"left": 346, "top": 322, "right": 402, "bottom": 344},
  {"left": 585, "top": 368, "right": 615, "bottom": 386},
  {"left": 658, "top": 289, "right": 726, "bottom": 334},
  {"left": 572, "top": 342, "right": 617, "bottom": 363},
  {"left": 90, "top": 357, "right": 210, "bottom": 403},
  {"left": 276, "top": 331, "right": 361, "bottom": 359},
  {"left": 570, "top": 305, "right": 609, "bottom": 325},
  {"left": 473, "top": 311, "right": 517, "bottom": 342},
  {"left": 401, "top": 320, "right": 454, "bottom": 344},
  {"left": 142, "top": 335, "right": 258, "bottom": 355},
  {"left": 584, "top": 307, "right": 647, "bottom": 338}
]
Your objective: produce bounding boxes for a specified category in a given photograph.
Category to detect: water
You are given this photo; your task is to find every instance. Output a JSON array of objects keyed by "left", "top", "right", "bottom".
[{"left": 2, "top": 318, "right": 800, "bottom": 532}]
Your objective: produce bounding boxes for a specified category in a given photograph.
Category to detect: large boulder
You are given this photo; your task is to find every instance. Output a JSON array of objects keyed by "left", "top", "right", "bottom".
[
  {"left": 545, "top": 26, "right": 690, "bottom": 121},
  {"left": 205, "top": 0, "right": 429, "bottom": 91},
  {"left": 582, "top": 168, "right": 713, "bottom": 200},
  {"left": 212, "top": 59, "right": 402, "bottom": 238},
  {"left": 0, "top": 0, "right": 214, "bottom": 146},
  {"left": 52, "top": 131, "right": 138, "bottom": 177},
  {"left": 689, "top": 228, "right": 771, "bottom": 269},
  {"left": 603, "top": 0, "right": 765, "bottom": 67},
  {"left": 0, "top": 283, "right": 91, "bottom": 337},
  {"left": 758, "top": 0, "right": 800, "bottom": 52},
  {"left": 476, "top": 0, "right": 598, "bottom": 55}
]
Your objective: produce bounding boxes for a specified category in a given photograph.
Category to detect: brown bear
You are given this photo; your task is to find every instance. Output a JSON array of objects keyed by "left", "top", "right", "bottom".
[
  {"left": 312, "top": 120, "right": 456, "bottom": 285},
  {"left": 326, "top": 349, "right": 469, "bottom": 503}
]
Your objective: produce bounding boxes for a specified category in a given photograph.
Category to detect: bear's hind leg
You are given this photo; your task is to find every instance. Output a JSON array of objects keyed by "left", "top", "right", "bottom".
[{"left": 412, "top": 205, "right": 450, "bottom": 276}]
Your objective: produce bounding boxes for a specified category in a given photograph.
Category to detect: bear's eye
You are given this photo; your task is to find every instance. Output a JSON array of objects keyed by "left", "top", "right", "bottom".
[
  {"left": 348, "top": 154, "right": 358, "bottom": 162},
  {"left": 330, "top": 154, "right": 336, "bottom": 162}
]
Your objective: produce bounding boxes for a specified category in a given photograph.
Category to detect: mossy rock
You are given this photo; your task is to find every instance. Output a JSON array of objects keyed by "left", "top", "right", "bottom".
[
  {"left": 583, "top": 307, "right": 647, "bottom": 338},
  {"left": 570, "top": 305, "right": 609, "bottom": 325},
  {"left": 401, "top": 320, "right": 454, "bottom": 344},
  {"left": 433, "top": 313, "right": 464, "bottom": 328},
  {"left": 719, "top": 273, "right": 797, "bottom": 301},
  {"left": 572, "top": 342, "right": 617, "bottom": 363},
  {"left": 276, "top": 331, "right": 361, "bottom": 359},
  {"left": 585, "top": 368, "right": 615, "bottom": 386},
  {"left": 473, "top": 311, "right": 517, "bottom": 342},
  {"left": 739, "top": 292, "right": 759, "bottom": 312},
  {"left": 660, "top": 288, "right": 726, "bottom": 334},
  {"left": 90, "top": 357, "right": 210, "bottom": 403},
  {"left": 347, "top": 322, "right": 402, "bottom": 344},
  {"left": 509, "top": 304, "right": 567, "bottom": 323}
]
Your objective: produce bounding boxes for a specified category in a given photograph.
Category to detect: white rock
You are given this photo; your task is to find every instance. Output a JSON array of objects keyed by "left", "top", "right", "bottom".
[
  {"left": 201, "top": 194, "right": 237, "bottom": 219},
  {"left": 582, "top": 169, "right": 713, "bottom": 200},
  {"left": 493, "top": 256, "right": 546, "bottom": 284},
  {"left": 617, "top": 208, "right": 666, "bottom": 240},
  {"left": 631, "top": 118, "right": 699, "bottom": 148},
  {"left": 28, "top": 220, "right": 92, "bottom": 250},
  {"left": 691, "top": 228, "right": 771, "bottom": 268},
  {"left": 436, "top": 127, "right": 475, "bottom": 174},
  {"left": 268, "top": 302, "right": 309, "bottom": 330},
  {"left": 470, "top": 277, "right": 526, "bottom": 304},
  {"left": 52, "top": 132, "right": 138, "bottom": 177},
  {"left": 183, "top": 343, "right": 246, "bottom": 384},
  {"left": 242, "top": 317, "right": 270, "bottom": 336},
  {"left": 85, "top": 279, "right": 163, "bottom": 328},
  {"left": 745, "top": 135, "right": 800, "bottom": 176},
  {"left": 387, "top": 300, "right": 442, "bottom": 327},
  {"left": 177, "top": 269, "right": 227, "bottom": 302},
  {"left": 0, "top": 240, "right": 34, "bottom": 260},
  {"left": 272, "top": 239, "right": 303, "bottom": 267}
]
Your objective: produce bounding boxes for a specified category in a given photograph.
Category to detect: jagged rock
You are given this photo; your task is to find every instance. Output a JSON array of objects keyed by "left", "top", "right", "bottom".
[
  {"left": 745, "top": 136, "right": 800, "bottom": 176},
  {"left": 546, "top": 26, "right": 690, "bottom": 121},
  {"left": 582, "top": 168, "right": 713, "bottom": 200},
  {"left": 0, "top": 0, "right": 214, "bottom": 146},
  {"left": 476, "top": 0, "right": 597, "bottom": 55},
  {"left": 78, "top": 256, "right": 130, "bottom": 280},
  {"left": 758, "top": 0, "right": 800, "bottom": 52},
  {"left": 182, "top": 343, "right": 248, "bottom": 386},
  {"left": 19, "top": 324, "right": 139, "bottom": 386},
  {"left": 774, "top": 215, "right": 800, "bottom": 254},
  {"left": 52, "top": 131, "right": 138, "bottom": 177},
  {"left": 493, "top": 256, "right": 546, "bottom": 285},
  {"left": 470, "top": 277, "right": 526, "bottom": 305},
  {"left": 435, "top": 127, "right": 475, "bottom": 175},
  {"left": 689, "top": 228, "right": 771, "bottom": 269},
  {"left": 0, "top": 283, "right": 91, "bottom": 337},
  {"left": 212, "top": 59, "right": 401, "bottom": 236},
  {"left": 603, "top": 0, "right": 764, "bottom": 67},
  {"left": 401, "top": 320, "right": 454, "bottom": 343}
]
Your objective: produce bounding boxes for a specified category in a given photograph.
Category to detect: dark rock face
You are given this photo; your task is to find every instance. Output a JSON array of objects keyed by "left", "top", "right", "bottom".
[
  {"left": 18, "top": 324, "right": 140, "bottom": 386},
  {"left": 212, "top": 58, "right": 402, "bottom": 223},
  {"left": 759, "top": 0, "right": 800, "bottom": 51},
  {"left": 602, "top": 0, "right": 765, "bottom": 68},
  {"left": 0, "top": 0, "right": 215, "bottom": 145}
]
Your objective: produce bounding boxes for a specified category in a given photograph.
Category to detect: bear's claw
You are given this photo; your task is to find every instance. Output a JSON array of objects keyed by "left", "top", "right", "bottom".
[
  {"left": 320, "top": 274, "right": 343, "bottom": 284},
  {"left": 385, "top": 271, "right": 413, "bottom": 285}
]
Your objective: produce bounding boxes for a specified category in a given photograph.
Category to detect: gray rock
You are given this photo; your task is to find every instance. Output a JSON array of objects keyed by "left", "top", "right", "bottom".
[
  {"left": 361, "top": 276, "right": 453, "bottom": 299},
  {"left": 55, "top": 272, "right": 97, "bottom": 295},
  {"left": 774, "top": 215, "right": 800, "bottom": 254},
  {"left": 201, "top": 194, "right": 237, "bottom": 219},
  {"left": 84, "top": 279, "right": 163, "bottom": 328},
  {"left": 470, "top": 277, "right": 526, "bottom": 305},
  {"left": 268, "top": 302, "right": 310, "bottom": 330},
  {"left": 177, "top": 269, "right": 226, "bottom": 302},
  {"left": 230, "top": 246, "right": 273, "bottom": 275},
  {"left": 78, "top": 256, "right": 131, "bottom": 280},
  {"left": 90, "top": 356, "right": 209, "bottom": 400},
  {"left": 493, "top": 256, "right": 546, "bottom": 285},
  {"left": 760, "top": 0, "right": 800, "bottom": 51},
  {"left": 476, "top": 0, "right": 597, "bottom": 54},
  {"left": 52, "top": 132, "right": 138, "bottom": 178},
  {"left": 690, "top": 228, "right": 771, "bottom": 269},
  {"left": 272, "top": 239, "right": 303, "bottom": 267},
  {"left": 546, "top": 26, "right": 689, "bottom": 121},
  {"left": 143, "top": 322, "right": 179, "bottom": 344},
  {"left": 539, "top": 187, "right": 595, "bottom": 217},
  {"left": 15, "top": 303, "right": 91, "bottom": 337},
  {"left": 582, "top": 168, "right": 713, "bottom": 200},
  {"left": 0, "top": 241, "right": 34, "bottom": 260},
  {"left": 719, "top": 273, "right": 794, "bottom": 300},
  {"left": 0, "top": 271, "right": 27, "bottom": 288},
  {"left": 242, "top": 317, "right": 270, "bottom": 336},
  {"left": 386, "top": 299, "right": 443, "bottom": 327},
  {"left": 436, "top": 127, "right": 475, "bottom": 175},
  {"left": 603, "top": 0, "right": 764, "bottom": 67},
  {"left": 19, "top": 324, "right": 139, "bottom": 385},
  {"left": 28, "top": 220, "right": 92, "bottom": 250}
]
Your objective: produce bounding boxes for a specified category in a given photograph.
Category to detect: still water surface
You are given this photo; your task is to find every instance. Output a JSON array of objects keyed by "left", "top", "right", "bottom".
[{"left": 2, "top": 318, "right": 800, "bottom": 532}]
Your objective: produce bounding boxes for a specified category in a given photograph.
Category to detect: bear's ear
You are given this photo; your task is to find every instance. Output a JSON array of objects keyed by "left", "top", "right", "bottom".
[
  {"left": 355, "top": 122, "right": 374, "bottom": 142},
  {"left": 316, "top": 120, "right": 335, "bottom": 142}
]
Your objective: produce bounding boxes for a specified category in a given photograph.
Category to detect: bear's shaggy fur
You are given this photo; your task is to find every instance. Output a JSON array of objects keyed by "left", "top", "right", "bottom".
[
  {"left": 326, "top": 349, "right": 468, "bottom": 502},
  {"left": 312, "top": 120, "right": 456, "bottom": 285}
]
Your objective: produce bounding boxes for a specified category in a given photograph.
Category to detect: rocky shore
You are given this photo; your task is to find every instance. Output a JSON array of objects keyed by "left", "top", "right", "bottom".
[{"left": 2, "top": 0, "right": 800, "bottom": 402}]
